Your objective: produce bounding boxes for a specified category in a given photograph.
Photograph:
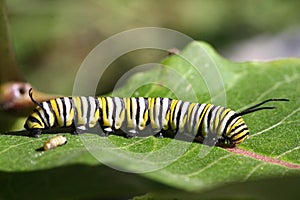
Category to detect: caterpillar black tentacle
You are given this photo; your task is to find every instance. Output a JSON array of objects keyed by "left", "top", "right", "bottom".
[
  {"left": 24, "top": 90, "right": 289, "bottom": 147},
  {"left": 237, "top": 98, "right": 289, "bottom": 116}
]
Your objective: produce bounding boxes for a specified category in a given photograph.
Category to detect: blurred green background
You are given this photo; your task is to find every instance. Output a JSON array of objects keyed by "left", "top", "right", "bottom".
[
  {"left": 6, "top": 0, "right": 300, "bottom": 95},
  {"left": 2, "top": 1, "right": 300, "bottom": 199}
]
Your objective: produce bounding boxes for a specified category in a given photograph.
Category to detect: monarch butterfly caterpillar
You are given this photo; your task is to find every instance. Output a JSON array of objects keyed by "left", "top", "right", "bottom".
[
  {"left": 43, "top": 135, "right": 67, "bottom": 151},
  {"left": 24, "top": 89, "right": 289, "bottom": 147}
]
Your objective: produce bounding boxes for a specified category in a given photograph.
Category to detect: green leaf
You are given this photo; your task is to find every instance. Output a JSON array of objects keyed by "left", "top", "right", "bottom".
[{"left": 1, "top": 41, "right": 300, "bottom": 199}]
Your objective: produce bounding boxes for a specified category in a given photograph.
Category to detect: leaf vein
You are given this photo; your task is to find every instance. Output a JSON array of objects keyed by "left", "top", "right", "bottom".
[{"left": 249, "top": 107, "right": 300, "bottom": 138}]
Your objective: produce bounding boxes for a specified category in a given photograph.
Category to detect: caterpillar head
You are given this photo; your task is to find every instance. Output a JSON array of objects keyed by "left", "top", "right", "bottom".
[
  {"left": 203, "top": 109, "right": 249, "bottom": 147},
  {"left": 220, "top": 114, "right": 249, "bottom": 147},
  {"left": 218, "top": 98, "right": 289, "bottom": 147}
]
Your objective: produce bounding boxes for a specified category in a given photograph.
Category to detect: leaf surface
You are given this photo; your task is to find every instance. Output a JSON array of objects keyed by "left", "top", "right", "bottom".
[{"left": 1, "top": 41, "right": 300, "bottom": 199}]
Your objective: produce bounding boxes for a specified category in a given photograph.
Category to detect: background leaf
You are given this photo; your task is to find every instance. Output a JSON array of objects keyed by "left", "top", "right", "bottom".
[{"left": 1, "top": 41, "right": 300, "bottom": 199}]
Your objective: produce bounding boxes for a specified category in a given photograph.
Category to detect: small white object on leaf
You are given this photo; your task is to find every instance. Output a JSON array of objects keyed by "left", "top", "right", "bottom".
[{"left": 44, "top": 135, "right": 67, "bottom": 151}]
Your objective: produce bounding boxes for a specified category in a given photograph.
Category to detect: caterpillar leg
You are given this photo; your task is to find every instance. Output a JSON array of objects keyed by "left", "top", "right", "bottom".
[
  {"left": 71, "top": 120, "right": 80, "bottom": 135},
  {"left": 103, "top": 127, "right": 115, "bottom": 136},
  {"left": 126, "top": 130, "right": 138, "bottom": 138},
  {"left": 201, "top": 134, "right": 218, "bottom": 147},
  {"left": 73, "top": 125, "right": 87, "bottom": 135},
  {"left": 31, "top": 129, "right": 42, "bottom": 138},
  {"left": 72, "top": 128, "right": 81, "bottom": 135},
  {"left": 154, "top": 132, "right": 164, "bottom": 138}
]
